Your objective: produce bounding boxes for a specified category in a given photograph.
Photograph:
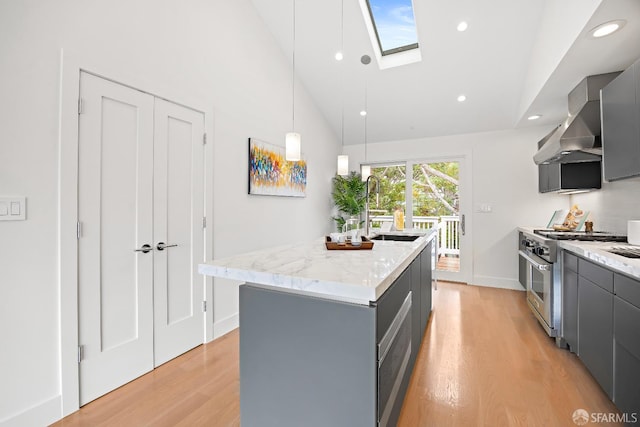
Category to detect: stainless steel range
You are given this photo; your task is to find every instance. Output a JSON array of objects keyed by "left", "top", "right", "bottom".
[{"left": 518, "top": 229, "right": 626, "bottom": 340}]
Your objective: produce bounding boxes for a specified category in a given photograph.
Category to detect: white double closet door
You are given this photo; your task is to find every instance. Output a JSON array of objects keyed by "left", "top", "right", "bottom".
[{"left": 78, "top": 72, "right": 205, "bottom": 405}]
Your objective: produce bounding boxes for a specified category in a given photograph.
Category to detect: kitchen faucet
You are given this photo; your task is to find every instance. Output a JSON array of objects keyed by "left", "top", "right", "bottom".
[{"left": 365, "top": 175, "right": 381, "bottom": 237}]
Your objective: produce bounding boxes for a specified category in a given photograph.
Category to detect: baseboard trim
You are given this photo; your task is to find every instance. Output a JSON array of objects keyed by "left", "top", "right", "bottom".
[
  {"left": 471, "top": 275, "right": 525, "bottom": 291},
  {"left": 213, "top": 313, "right": 239, "bottom": 339},
  {"left": 0, "top": 395, "right": 61, "bottom": 427}
]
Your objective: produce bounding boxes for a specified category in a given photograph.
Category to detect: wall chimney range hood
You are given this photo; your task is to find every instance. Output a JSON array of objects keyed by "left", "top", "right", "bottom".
[{"left": 533, "top": 72, "right": 621, "bottom": 165}]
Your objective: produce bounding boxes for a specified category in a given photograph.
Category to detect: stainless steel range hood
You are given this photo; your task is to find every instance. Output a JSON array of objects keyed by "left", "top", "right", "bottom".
[{"left": 534, "top": 72, "right": 621, "bottom": 165}]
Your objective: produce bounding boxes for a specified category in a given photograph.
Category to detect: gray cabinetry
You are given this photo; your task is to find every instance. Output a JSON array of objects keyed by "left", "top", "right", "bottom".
[
  {"left": 420, "top": 241, "right": 433, "bottom": 333},
  {"left": 410, "top": 256, "right": 421, "bottom": 369},
  {"left": 377, "top": 267, "right": 411, "bottom": 342},
  {"left": 410, "top": 241, "right": 433, "bottom": 361},
  {"left": 601, "top": 59, "right": 640, "bottom": 181},
  {"left": 240, "top": 285, "right": 377, "bottom": 427},
  {"left": 239, "top": 238, "right": 435, "bottom": 427},
  {"left": 613, "top": 295, "right": 640, "bottom": 418},
  {"left": 613, "top": 273, "right": 640, "bottom": 418},
  {"left": 562, "top": 252, "right": 640, "bottom": 413},
  {"left": 562, "top": 252, "right": 578, "bottom": 352},
  {"left": 578, "top": 275, "right": 614, "bottom": 399},
  {"left": 539, "top": 162, "right": 560, "bottom": 192},
  {"left": 538, "top": 162, "right": 601, "bottom": 193}
]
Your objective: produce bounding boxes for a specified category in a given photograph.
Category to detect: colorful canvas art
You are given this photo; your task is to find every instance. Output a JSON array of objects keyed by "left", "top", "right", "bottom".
[{"left": 248, "top": 138, "right": 307, "bottom": 197}]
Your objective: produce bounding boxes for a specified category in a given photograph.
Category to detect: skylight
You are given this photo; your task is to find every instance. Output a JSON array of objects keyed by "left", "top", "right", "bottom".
[{"left": 365, "top": 0, "right": 419, "bottom": 56}]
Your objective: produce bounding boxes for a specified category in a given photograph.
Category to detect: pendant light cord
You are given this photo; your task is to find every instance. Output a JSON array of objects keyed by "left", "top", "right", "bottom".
[
  {"left": 292, "top": 0, "right": 296, "bottom": 130},
  {"left": 364, "top": 81, "right": 368, "bottom": 162},
  {"left": 340, "top": 0, "right": 344, "bottom": 150}
]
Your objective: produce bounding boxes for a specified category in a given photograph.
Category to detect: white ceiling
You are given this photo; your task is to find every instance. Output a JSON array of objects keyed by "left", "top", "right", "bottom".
[{"left": 249, "top": 0, "right": 640, "bottom": 145}]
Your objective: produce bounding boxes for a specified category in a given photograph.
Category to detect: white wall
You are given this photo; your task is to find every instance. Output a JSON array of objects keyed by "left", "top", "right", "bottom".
[
  {"left": 518, "top": 0, "right": 602, "bottom": 118},
  {"left": 344, "top": 126, "right": 570, "bottom": 290},
  {"left": 0, "top": 0, "right": 338, "bottom": 424},
  {"left": 571, "top": 176, "right": 640, "bottom": 233}
]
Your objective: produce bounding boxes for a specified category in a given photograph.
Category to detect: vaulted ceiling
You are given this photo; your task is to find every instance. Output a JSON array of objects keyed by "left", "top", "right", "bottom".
[{"left": 250, "top": 0, "right": 640, "bottom": 145}]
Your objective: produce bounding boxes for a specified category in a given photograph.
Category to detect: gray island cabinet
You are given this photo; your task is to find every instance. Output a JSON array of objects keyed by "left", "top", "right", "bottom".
[
  {"left": 199, "top": 231, "right": 436, "bottom": 427},
  {"left": 560, "top": 248, "right": 640, "bottom": 417}
]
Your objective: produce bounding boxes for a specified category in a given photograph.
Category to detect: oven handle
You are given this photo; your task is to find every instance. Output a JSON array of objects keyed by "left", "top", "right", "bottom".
[{"left": 518, "top": 250, "right": 550, "bottom": 271}]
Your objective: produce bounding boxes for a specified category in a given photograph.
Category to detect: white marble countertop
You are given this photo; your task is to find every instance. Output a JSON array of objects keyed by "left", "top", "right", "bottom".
[
  {"left": 198, "top": 229, "right": 437, "bottom": 305},
  {"left": 557, "top": 240, "right": 640, "bottom": 281}
]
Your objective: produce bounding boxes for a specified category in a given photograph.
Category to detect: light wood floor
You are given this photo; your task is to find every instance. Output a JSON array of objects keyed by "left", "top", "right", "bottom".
[
  {"left": 437, "top": 255, "right": 460, "bottom": 272},
  {"left": 52, "top": 282, "right": 621, "bottom": 427}
]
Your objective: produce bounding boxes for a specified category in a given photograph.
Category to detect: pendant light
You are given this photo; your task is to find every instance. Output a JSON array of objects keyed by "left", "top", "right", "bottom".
[
  {"left": 360, "top": 55, "right": 371, "bottom": 181},
  {"left": 285, "top": 0, "right": 301, "bottom": 161},
  {"left": 361, "top": 91, "right": 370, "bottom": 181},
  {"left": 336, "top": 0, "right": 349, "bottom": 176}
]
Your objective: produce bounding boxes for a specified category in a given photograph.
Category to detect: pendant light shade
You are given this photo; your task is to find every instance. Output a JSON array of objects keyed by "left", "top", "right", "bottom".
[
  {"left": 361, "top": 165, "right": 371, "bottom": 181},
  {"left": 285, "top": 132, "right": 301, "bottom": 161},
  {"left": 337, "top": 155, "right": 349, "bottom": 175},
  {"left": 335, "top": 0, "right": 349, "bottom": 176},
  {"left": 361, "top": 58, "right": 370, "bottom": 182}
]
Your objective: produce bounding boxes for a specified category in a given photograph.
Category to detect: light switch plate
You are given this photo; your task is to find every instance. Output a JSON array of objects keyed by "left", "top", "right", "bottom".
[
  {"left": 0, "top": 197, "right": 26, "bottom": 220},
  {"left": 475, "top": 203, "right": 493, "bottom": 213}
]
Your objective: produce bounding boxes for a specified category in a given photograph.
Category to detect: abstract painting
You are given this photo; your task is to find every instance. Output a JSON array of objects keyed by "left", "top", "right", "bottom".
[{"left": 248, "top": 138, "right": 307, "bottom": 197}]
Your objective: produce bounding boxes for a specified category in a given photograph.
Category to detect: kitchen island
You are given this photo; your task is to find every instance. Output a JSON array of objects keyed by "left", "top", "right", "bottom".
[{"left": 198, "top": 229, "right": 437, "bottom": 427}]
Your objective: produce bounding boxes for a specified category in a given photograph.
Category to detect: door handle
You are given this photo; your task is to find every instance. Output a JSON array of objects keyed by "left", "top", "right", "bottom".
[
  {"left": 461, "top": 214, "right": 466, "bottom": 236},
  {"left": 518, "top": 250, "right": 550, "bottom": 271},
  {"left": 134, "top": 244, "right": 153, "bottom": 253},
  {"left": 156, "top": 242, "right": 178, "bottom": 251}
]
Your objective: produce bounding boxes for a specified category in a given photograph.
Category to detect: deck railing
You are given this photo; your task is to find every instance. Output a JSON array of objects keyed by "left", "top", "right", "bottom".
[{"left": 369, "top": 214, "right": 460, "bottom": 256}]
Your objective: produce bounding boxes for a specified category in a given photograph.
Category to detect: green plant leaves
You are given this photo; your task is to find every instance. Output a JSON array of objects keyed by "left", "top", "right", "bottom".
[{"left": 331, "top": 171, "right": 366, "bottom": 230}]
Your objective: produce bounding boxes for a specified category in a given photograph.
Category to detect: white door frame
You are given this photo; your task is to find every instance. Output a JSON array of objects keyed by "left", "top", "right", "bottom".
[
  {"left": 360, "top": 151, "right": 473, "bottom": 284},
  {"left": 406, "top": 154, "right": 473, "bottom": 284},
  {"left": 58, "top": 48, "right": 215, "bottom": 416}
]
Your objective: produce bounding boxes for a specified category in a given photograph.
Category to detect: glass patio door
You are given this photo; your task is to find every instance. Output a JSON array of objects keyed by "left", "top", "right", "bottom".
[
  {"left": 409, "top": 158, "right": 470, "bottom": 283},
  {"left": 363, "top": 157, "right": 472, "bottom": 284}
]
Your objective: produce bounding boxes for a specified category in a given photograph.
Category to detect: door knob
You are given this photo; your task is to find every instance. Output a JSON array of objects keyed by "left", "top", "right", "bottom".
[
  {"left": 156, "top": 242, "right": 178, "bottom": 251},
  {"left": 134, "top": 244, "right": 153, "bottom": 253}
]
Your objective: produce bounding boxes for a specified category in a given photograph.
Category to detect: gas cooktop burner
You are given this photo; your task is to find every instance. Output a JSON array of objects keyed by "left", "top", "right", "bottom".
[{"left": 533, "top": 229, "right": 628, "bottom": 242}]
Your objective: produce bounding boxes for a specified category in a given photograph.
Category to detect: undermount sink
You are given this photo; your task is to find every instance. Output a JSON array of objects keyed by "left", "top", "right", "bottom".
[
  {"left": 606, "top": 247, "right": 640, "bottom": 258},
  {"left": 371, "top": 234, "right": 420, "bottom": 242}
]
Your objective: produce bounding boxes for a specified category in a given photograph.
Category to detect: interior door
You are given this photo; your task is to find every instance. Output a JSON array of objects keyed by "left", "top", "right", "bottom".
[
  {"left": 153, "top": 98, "right": 205, "bottom": 366},
  {"left": 78, "top": 72, "right": 155, "bottom": 405},
  {"left": 78, "top": 73, "right": 206, "bottom": 405}
]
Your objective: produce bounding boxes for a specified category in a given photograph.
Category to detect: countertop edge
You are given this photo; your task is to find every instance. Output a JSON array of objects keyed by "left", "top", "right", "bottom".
[
  {"left": 198, "top": 229, "right": 437, "bottom": 305},
  {"left": 557, "top": 240, "right": 640, "bottom": 281}
]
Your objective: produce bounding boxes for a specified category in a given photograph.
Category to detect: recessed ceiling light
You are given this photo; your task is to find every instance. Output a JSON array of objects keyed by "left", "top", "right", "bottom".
[
  {"left": 457, "top": 95, "right": 466, "bottom": 102},
  {"left": 528, "top": 114, "right": 542, "bottom": 120},
  {"left": 590, "top": 20, "right": 626, "bottom": 38},
  {"left": 335, "top": 51, "right": 344, "bottom": 61},
  {"left": 457, "top": 21, "right": 468, "bottom": 32},
  {"left": 360, "top": 110, "right": 367, "bottom": 116}
]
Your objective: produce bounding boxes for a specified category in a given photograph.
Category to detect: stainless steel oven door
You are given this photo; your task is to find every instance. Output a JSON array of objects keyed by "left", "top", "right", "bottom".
[{"left": 519, "top": 250, "right": 553, "bottom": 331}]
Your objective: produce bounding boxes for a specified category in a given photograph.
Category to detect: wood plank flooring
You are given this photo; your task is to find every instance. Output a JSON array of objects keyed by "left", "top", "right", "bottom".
[
  {"left": 52, "top": 282, "right": 621, "bottom": 427},
  {"left": 436, "top": 255, "right": 460, "bottom": 272}
]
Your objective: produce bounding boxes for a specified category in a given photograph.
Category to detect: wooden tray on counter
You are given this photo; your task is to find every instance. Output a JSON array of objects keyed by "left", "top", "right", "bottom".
[{"left": 325, "top": 236, "right": 374, "bottom": 250}]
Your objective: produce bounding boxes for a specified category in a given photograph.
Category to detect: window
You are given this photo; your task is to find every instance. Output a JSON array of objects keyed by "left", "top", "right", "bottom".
[
  {"left": 365, "top": 0, "right": 419, "bottom": 56},
  {"left": 366, "top": 164, "right": 406, "bottom": 229}
]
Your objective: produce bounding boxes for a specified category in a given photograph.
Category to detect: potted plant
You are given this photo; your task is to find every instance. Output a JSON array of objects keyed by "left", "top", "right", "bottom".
[{"left": 331, "top": 171, "right": 366, "bottom": 231}]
